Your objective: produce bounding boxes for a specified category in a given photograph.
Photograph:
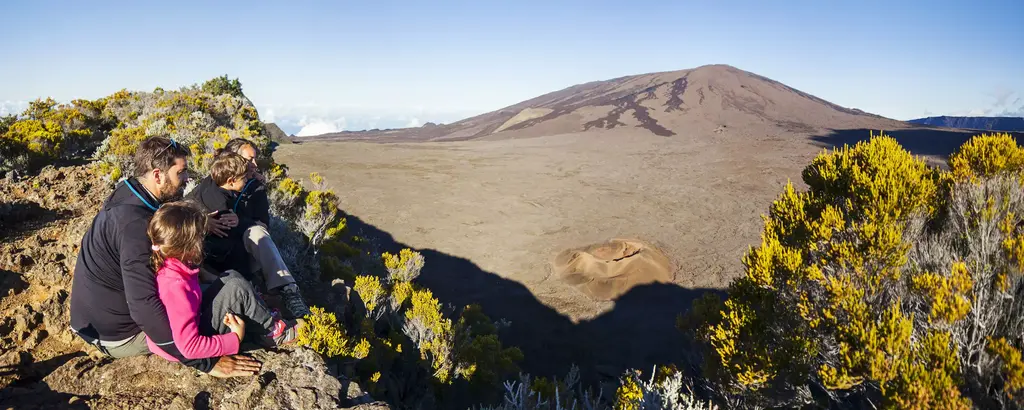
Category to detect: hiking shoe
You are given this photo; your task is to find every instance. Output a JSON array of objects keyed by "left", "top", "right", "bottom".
[
  {"left": 278, "top": 284, "right": 311, "bottom": 318},
  {"left": 267, "top": 319, "right": 301, "bottom": 346}
]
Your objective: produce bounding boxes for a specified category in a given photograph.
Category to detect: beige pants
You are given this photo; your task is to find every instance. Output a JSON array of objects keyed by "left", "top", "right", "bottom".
[
  {"left": 243, "top": 224, "right": 296, "bottom": 290},
  {"left": 91, "top": 331, "right": 150, "bottom": 358}
]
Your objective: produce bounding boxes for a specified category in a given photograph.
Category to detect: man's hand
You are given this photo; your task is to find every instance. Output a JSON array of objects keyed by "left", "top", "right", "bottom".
[
  {"left": 207, "top": 354, "right": 262, "bottom": 378},
  {"left": 207, "top": 212, "right": 239, "bottom": 237}
]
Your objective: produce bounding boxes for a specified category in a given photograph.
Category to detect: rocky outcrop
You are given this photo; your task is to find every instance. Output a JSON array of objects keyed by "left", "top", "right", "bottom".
[
  {"left": 0, "top": 165, "right": 385, "bottom": 409},
  {"left": 3, "top": 348, "right": 386, "bottom": 409},
  {"left": 265, "top": 122, "right": 294, "bottom": 144}
]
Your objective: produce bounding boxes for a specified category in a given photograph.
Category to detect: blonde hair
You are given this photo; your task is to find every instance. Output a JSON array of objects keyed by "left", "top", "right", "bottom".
[
  {"left": 210, "top": 152, "right": 249, "bottom": 186},
  {"left": 148, "top": 201, "right": 207, "bottom": 270}
]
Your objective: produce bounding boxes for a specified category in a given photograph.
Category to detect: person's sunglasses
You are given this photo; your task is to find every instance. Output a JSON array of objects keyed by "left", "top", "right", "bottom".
[{"left": 155, "top": 138, "right": 180, "bottom": 157}]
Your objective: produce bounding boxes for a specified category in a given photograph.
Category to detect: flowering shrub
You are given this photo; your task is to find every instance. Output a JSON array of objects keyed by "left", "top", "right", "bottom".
[
  {"left": 383, "top": 248, "right": 425, "bottom": 282},
  {"left": 342, "top": 249, "right": 523, "bottom": 406},
  {"left": 691, "top": 133, "right": 1024, "bottom": 408},
  {"left": 0, "top": 98, "right": 109, "bottom": 175},
  {"left": 0, "top": 77, "right": 272, "bottom": 180},
  {"left": 297, "top": 306, "right": 353, "bottom": 358},
  {"left": 297, "top": 178, "right": 346, "bottom": 251},
  {"left": 355, "top": 275, "right": 386, "bottom": 318},
  {"left": 268, "top": 176, "right": 304, "bottom": 218}
]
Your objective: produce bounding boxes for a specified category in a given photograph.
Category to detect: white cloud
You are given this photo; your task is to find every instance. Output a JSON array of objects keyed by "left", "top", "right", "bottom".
[
  {"left": 1003, "top": 105, "right": 1024, "bottom": 117},
  {"left": 296, "top": 116, "right": 347, "bottom": 136},
  {"left": 947, "top": 88, "right": 1024, "bottom": 118},
  {"left": 985, "top": 88, "right": 1022, "bottom": 117},
  {"left": 0, "top": 100, "right": 28, "bottom": 116},
  {"left": 367, "top": 116, "right": 381, "bottom": 130},
  {"left": 992, "top": 88, "right": 1015, "bottom": 107},
  {"left": 253, "top": 103, "right": 479, "bottom": 135}
]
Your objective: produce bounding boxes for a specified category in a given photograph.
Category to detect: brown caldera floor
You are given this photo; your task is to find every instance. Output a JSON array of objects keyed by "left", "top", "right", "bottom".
[{"left": 553, "top": 239, "right": 672, "bottom": 301}]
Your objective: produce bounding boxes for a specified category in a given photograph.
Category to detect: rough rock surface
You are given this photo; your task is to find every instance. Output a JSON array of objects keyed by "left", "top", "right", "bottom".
[{"left": 0, "top": 165, "right": 386, "bottom": 409}]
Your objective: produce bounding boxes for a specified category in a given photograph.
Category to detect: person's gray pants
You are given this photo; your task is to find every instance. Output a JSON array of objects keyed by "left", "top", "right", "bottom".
[
  {"left": 199, "top": 270, "right": 279, "bottom": 344},
  {"left": 243, "top": 224, "right": 296, "bottom": 291}
]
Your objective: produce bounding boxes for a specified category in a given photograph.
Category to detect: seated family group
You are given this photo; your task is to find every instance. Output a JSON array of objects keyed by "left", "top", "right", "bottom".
[{"left": 69, "top": 136, "right": 312, "bottom": 377}]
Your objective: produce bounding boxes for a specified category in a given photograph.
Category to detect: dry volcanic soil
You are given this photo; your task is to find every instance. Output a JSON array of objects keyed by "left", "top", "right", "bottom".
[{"left": 279, "top": 64, "right": 1010, "bottom": 379}]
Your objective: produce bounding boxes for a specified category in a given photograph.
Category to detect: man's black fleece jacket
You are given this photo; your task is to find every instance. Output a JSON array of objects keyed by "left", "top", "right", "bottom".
[{"left": 70, "top": 178, "right": 214, "bottom": 372}]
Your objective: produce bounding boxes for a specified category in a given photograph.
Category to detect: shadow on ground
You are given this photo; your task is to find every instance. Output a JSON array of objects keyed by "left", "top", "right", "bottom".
[
  {"left": 0, "top": 201, "right": 62, "bottom": 241},
  {"left": 810, "top": 127, "right": 1024, "bottom": 164},
  {"left": 343, "top": 213, "right": 720, "bottom": 383},
  {"left": 0, "top": 352, "right": 94, "bottom": 409},
  {"left": 0, "top": 269, "right": 28, "bottom": 297}
]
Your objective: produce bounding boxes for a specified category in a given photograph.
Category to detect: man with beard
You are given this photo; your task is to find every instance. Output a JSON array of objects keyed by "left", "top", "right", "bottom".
[{"left": 70, "top": 136, "right": 262, "bottom": 377}]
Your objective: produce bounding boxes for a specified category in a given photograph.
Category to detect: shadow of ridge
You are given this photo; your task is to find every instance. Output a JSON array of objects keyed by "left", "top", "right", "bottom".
[
  {"left": 0, "top": 200, "right": 61, "bottom": 240},
  {"left": 810, "top": 127, "right": 1024, "bottom": 165},
  {"left": 343, "top": 212, "right": 720, "bottom": 383},
  {"left": 0, "top": 351, "right": 94, "bottom": 409}
]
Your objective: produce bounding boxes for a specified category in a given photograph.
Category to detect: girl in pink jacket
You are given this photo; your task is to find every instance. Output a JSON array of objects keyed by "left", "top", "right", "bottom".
[{"left": 145, "top": 202, "right": 299, "bottom": 362}]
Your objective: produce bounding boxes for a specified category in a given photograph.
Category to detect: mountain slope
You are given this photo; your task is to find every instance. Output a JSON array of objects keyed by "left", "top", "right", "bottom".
[
  {"left": 266, "top": 122, "right": 293, "bottom": 144},
  {"left": 909, "top": 116, "right": 1024, "bottom": 132},
  {"left": 306, "top": 64, "right": 905, "bottom": 142}
]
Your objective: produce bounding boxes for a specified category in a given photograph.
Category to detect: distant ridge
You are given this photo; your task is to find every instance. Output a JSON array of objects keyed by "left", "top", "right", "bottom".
[
  {"left": 908, "top": 116, "right": 1024, "bottom": 132},
  {"left": 265, "top": 122, "right": 293, "bottom": 144},
  {"left": 304, "top": 64, "right": 905, "bottom": 142}
]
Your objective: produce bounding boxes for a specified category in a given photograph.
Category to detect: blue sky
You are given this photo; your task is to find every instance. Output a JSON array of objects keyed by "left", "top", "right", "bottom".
[{"left": 2, "top": 0, "right": 1022, "bottom": 135}]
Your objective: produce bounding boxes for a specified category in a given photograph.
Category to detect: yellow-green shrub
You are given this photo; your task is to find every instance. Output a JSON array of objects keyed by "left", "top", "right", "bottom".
[
  {"left": 988, "top": 337, "right": 1024, "bottom": 396},
  {"left": 84, "top": 78, "right": 272, "bottom": 180},
  {"left": 269, "top": 176, "right": 304, "bottom": 215},
  {"left": 692, "top": 132, "right": 1024, "bottom": 408},
  {"left": 0, "top": 98, "right": 104, "bottom": 174},
  {"left": 298, "top": 306, "right": 354, "bottom": 358},
  {"left": 300, "top": 188, "right": 342, "bottom": 248},
  {"left": 390, "top": 280, "right": 414, "bottom": 310},
  {"left": 949, "top": 133, "right": 1024, "bottom": 181},
  {"left": 265, "top": 172, "right": 349, "bottom": 252},
  {"left": 355, "top": 275, "right": 386, "bottom": 317},
  {"left": 341, "top": 249, "right": 522, "bottom": 404},
  {"left": 383, "top": 248, "right": 425, "bottom": 282}
]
